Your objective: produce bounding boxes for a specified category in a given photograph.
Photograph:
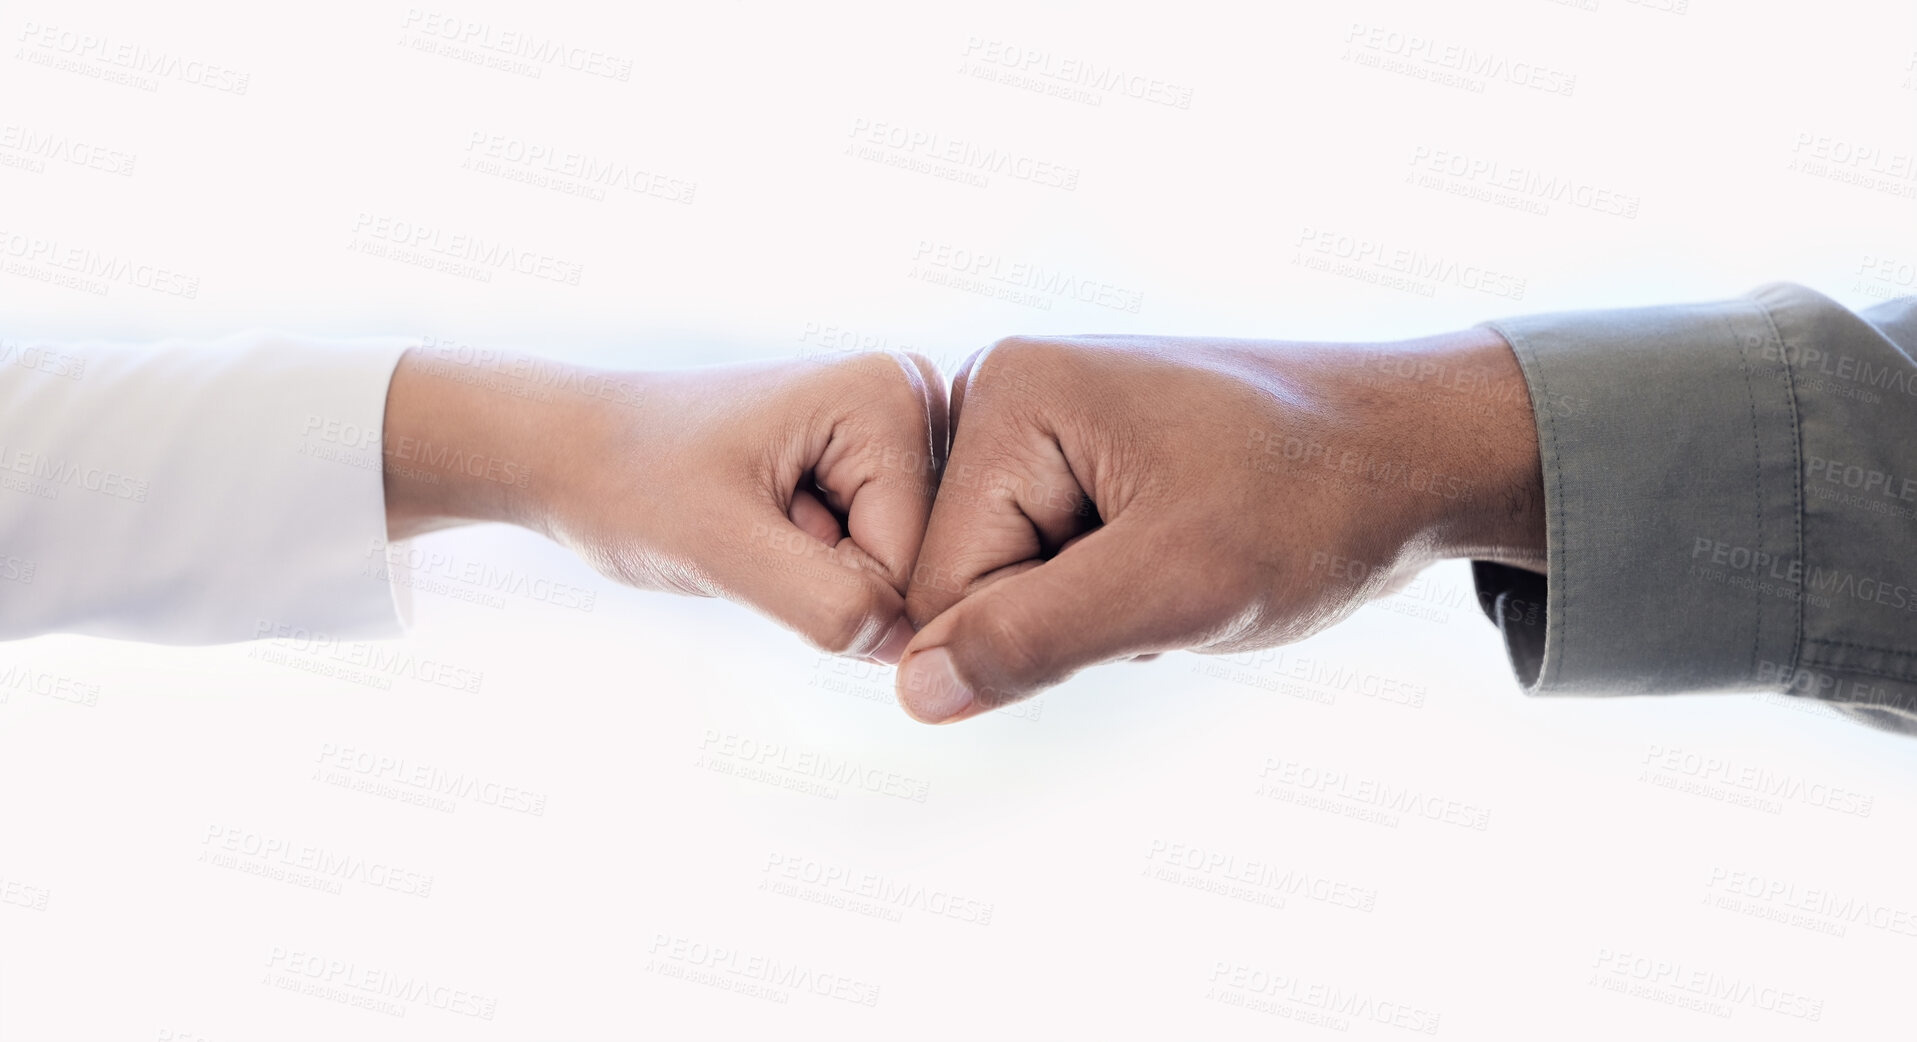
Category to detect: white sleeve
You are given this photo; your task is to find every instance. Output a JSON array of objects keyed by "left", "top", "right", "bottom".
[{"left": 0, "top": 330, "right": 412, "bottom": 644}]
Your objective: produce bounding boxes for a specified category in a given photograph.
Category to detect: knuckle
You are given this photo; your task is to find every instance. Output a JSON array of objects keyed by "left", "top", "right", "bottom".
[
  {"left": 843, "top": 350, "right": 913, "bottom": 396},
  {"left": 974, "top": 336, "right": 1048, "bottom": 382},
  {"left": 966, "top": 336, "right": 1072, "bottom": 415},
  {"left": 857, "top": 352, "right": 934, "bottom": 426},
  {"left": 975, "top": 335, "right": 1043, "bottom": 374},
  {"left": 900, "top": 350, "right": 941, "bottom": 385},
  {"left": 986, "top": 334, "right": 1044, "bottom": 354}
]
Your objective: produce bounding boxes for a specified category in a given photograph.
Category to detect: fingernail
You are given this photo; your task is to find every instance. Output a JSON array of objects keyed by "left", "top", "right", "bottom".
[
  {"left": 900, "top": 648, "right": 973, "bottom": 723},
  {"left": 871, "top": 617, "right": 915, "bottom": 666}
]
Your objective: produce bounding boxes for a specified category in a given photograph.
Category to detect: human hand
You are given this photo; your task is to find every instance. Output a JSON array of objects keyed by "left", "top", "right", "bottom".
[
  {"left": 894, "top": 329, "right": 1545, "bottom": 722},
  {"left": 382, "top": 347, "right": 946, "bottom": 663}
]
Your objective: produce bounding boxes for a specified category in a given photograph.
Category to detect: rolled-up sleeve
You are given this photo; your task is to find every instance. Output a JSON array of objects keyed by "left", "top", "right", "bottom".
[
  {"left": 1474, "top": 284, "right": 1917, "bottom": 732},
  {"left": 0, "top": 330, "right": 412, "bottom": 644}
]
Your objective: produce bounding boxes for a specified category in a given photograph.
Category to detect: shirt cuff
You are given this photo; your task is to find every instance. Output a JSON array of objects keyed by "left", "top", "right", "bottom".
[
  {"left": 0, "top": 331, "right": 414, "bottom": 644},
  {"left": 1473, "top": 285, "right": 1817, "bottom": 695}
]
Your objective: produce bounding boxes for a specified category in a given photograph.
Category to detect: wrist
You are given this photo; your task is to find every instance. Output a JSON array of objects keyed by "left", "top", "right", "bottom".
[
  {"left": 1385, "top": 327, "right": 1546, "bottom": 571},
  {"left": 381, "top": 347, "right": 609, "bottom": 542}
]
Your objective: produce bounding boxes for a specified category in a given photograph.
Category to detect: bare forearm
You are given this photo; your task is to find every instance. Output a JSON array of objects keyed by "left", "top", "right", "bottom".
[
  {"left": 1376, "top": 327, "right": 1546, "bottom": 573},
  {"left": 380, "top": 348, "right": 594, "bottom": 541}
]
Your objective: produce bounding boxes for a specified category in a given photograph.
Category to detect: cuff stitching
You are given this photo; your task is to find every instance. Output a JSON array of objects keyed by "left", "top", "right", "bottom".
[
  {"left": 1805, "top": 636, "right": 1917, "bottom": 656},
  {"left": 1728, "top": 310, "right": 1766, "bottom": 682},
  {"left": 1751, "top": 294, "right": 1806, "bottom": 680}
]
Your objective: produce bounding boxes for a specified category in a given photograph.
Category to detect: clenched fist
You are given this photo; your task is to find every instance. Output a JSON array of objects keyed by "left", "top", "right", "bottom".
[
  {"left": 383, "top": 347, "right": 946, "bottom": 663},
  {"left": 895, "top": 329, "right": 1546, "bottom": 722}
]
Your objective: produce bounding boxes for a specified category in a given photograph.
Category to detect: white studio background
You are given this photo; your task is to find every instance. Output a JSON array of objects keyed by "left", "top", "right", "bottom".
[{"left": 3, "top": 1, "right": 1916, "bottom": 1039}]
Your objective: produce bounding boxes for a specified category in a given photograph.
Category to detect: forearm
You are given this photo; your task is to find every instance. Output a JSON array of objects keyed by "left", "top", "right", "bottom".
[
  {"left": 1352, "top": 326, "right": 1547, "bottom": 574},
  {"left": 380, "top": 348, "right": 602, "bottom": 541},
  {"left": 1233, "top": 325, "right": 1547, "bottom": 580}
]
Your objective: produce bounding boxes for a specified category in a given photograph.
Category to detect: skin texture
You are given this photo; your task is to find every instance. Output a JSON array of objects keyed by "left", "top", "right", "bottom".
[
  {"left": 382, "top": 347, "right": 947, "bottom": 664},
  {"left": 894, "top": 328, "right": 1546, "bottom": 723}
]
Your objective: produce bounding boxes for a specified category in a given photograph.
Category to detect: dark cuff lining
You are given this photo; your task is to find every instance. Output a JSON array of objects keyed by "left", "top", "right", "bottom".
[{"left": 1472, "top": 561, "right": 1549, "bottom": 689}]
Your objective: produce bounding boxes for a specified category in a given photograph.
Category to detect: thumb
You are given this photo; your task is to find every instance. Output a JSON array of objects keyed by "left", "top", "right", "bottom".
[{"left": 895, "top": 521, "right": 1213, "bottom": 723}]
